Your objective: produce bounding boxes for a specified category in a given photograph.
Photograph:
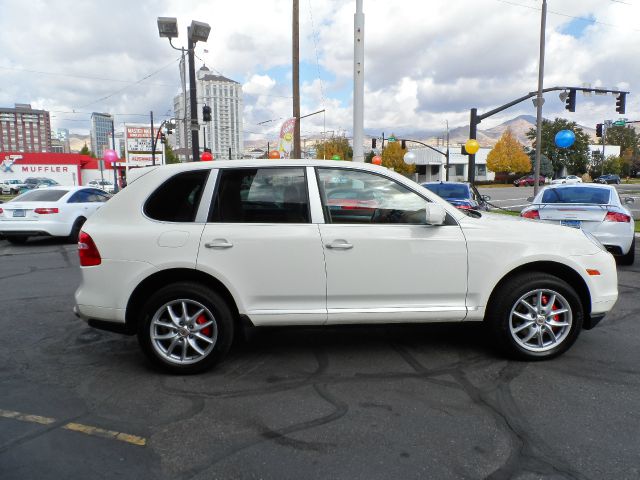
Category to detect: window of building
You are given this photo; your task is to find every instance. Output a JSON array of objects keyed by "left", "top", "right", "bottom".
[{"left": 455, "top": 164, "right": 464, "bottom": 176}]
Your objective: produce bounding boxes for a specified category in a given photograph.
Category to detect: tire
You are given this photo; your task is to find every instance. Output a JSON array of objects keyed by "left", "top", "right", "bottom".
[
  {"left": 486, "top": 272, "right": 583, "bottom": 360},
  {"left": 137, "top": 282, "right": 234, "bottom": 374},
  {"left": 618, "top": 238, "right": 635, "bottom": 266},
  {"left": 6, "top": 236, "right": 28, "bottom": 245},
  {"left": 67, "top": 217, "right": 86, "bottom": 243}
]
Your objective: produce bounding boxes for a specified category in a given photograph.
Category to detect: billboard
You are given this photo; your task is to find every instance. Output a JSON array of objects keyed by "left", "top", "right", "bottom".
[{"left": 124, "top": 125, "right": 164, "bottom": 167}]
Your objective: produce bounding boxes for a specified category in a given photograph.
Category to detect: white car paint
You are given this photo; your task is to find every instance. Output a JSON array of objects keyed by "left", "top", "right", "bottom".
[
  {"left": 73, "top": 160, "right": 619, "bottom": 366},
  {"left": 551, "top": 175, "right": 583, "bottom": 185}
]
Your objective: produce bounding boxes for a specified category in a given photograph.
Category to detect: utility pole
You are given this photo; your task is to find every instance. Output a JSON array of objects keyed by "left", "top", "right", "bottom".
[
  {"left": 533, "top": 0, "right": 547, "bottom": 196},
  {"left": 150, "top": 110, "right": 156, "bottom": 166},
  {"left": 292, "top": 0, "right": 301, "bottom": 158},
  {"left": 445, "top": 120, "right": 450, "bottom": 181},
  {"left": 468, "top": 108, "right": 478, "bottom": 183},
  {"left": 179, "top": 49, "right": 190, "bottom": 162},
  {"left": 353, "top": 0, "right": 365, "bottom": 162},
  {"left": 187, "top": 26, "right": 200, "bottom": 161}
]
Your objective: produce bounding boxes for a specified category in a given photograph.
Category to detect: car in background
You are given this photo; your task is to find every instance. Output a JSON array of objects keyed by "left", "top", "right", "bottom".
[
  {"left": 594, "top": 174, "right": 621, "bottom": 185},
  {"left": 88, "top": 179, "right": 116, "bottom": 193},
  {"left": 19, "top": 177, "right": 60, "bottom": 193},
  {"left": 514, "top": 174, "right": 546, "bottom": 187},
  {"left": 1, "top": 179, "right": 26, "bottom": 195},
  {"left": 0, "top": 186, "right": 110, "bottom": 244},
  {"left": 74, "top": 160, "right": 618, "bottom": 373},
  {"left": 521, "top": 183, "right": 635, "bottom": 265},
  {"left": 421, "top": 181, "right": 489, "bottom": 211},
  {"left": 551, "top": 175, "right": 582, "bottom": 185}
]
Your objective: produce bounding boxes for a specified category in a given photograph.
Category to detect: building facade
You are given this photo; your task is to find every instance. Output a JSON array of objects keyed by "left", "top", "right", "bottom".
[
  {"left": 90, "top": 112, "right": 114, "bottom": 159},
  {"left": 173, "top": 66, "right": 243, "bottom": 160},
  {"left": 0, "top": 104, "right": 52, "bottom": 153}
]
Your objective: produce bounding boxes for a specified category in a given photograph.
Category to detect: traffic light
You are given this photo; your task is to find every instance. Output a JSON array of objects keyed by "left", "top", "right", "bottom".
[
  {"left": 596, "top": 123, "right": 603, "bottom": 138},
  {"left": 372, "top": 138, "right": 376, "bottom": 149},
  {"left": 202, "top": 105, "right": 212, "bottom": 122},
  {"left": 565, "top": 89, "right": 576, "bottom": 112},
  {"left": 160, "top": 133, "right": 166, "bottom": 144},
  {"left": 615, "top": 93, "right": 626, "bottom": 114}
]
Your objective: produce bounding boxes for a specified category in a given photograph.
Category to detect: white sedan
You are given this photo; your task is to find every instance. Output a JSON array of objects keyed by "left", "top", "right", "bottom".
[
  {"left": 521, "top": 183, "right": 635, "bottom": 265},
  {"left": 0, "top": 186, "right": 110, "bottom": 244},
  {"left": 551, "top": 175, "right": 583, "bottom": 185}
]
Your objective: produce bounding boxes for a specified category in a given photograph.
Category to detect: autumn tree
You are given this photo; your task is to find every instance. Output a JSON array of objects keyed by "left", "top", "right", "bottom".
[
  {"left": 486, "top": 129, "right": 530, "bottom": 174},
  {"left": 315, "top": 136, "right": 353, "bottom": 161},
  {"left": 600, "top": 125, "right": 640, "bottom": 176},
  {"left": 381, "top": 140, "right": 415, "bottom": 176}
]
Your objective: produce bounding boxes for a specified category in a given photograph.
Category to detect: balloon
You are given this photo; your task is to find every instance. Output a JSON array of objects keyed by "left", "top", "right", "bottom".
[
  {"left": 372, "top": 155, "right": 382, "bottom": 165},
  {"left": 403, "top": 151, "right": 417, "bottom": 165},
  {"left": 465, "top": 139, "right": 480, "bottom": 155},
  {"left": 103, "top": 149, "right": 118, "bottom": 163},
  {"left": 555, "top": 130, "right": 576, "bottom": 149},
  {"left": 201, "top": 151, "right": 213, "bottom": 161},
  {"left": 331, "top": 154, "right": 342, "bottom": 160},
  {"left": 268, "top": 150, "right": 281, "bottom": 159}
]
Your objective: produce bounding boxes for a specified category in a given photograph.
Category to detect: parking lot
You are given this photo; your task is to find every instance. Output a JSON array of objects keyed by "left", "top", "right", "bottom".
[{"left": 0, "top": 237, "right": 639, "bottom": 480}]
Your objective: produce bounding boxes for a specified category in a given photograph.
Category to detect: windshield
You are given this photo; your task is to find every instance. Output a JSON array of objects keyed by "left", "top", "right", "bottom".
[
  {"left": 540, "top": 187, "right": 610, "bottom": 204},
  {"left": 423, "top": 184, "right": 470, "bottom": 199},
  {"left": 11, "top": 190, "right": 68, "bottom": 202}
]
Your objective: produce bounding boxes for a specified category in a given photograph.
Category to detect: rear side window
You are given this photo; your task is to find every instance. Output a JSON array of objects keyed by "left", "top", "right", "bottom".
[
  {"left": 145, "top": 170, "right": 209, "bottom": 222},
  {"left": 12, "top": 190, "right": 68, "bottom": 202},
  {"left": 210, "top": 168, "right": 309, "bottom": 223}
]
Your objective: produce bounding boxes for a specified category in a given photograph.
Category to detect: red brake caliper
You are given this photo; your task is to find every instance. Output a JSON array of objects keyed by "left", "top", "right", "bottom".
[
  {"left": 196, "top": 314, "right": 212, "bottom": 337},
  {"left": 542, "top": 295, "right": 560, "bottom": 333}
]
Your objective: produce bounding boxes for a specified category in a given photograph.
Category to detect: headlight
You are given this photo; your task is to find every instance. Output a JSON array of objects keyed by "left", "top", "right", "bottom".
[{"left": 583, "top": 231, "right": 606, "bottom": 252}]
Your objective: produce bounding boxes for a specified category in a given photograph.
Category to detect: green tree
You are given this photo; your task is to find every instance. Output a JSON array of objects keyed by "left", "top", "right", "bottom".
[
  {"left": 381, "top": 140, "right": 415, "bottom": 176},
  {"left": 365, "top": 150, "right": 375, "bottom": 163},
  {"left": 315, "top": 136, "right": 353, "bottom": 161},
  {"left": 79, "top": 143, "right": 91, "bottom": 156},
  {"left": 600, "top": 125, "right": 640, "bottom": 177},
  {"left": 526, "top": 118, "right": 590, "bottom": 176},
  {"left": 487, "top": 129, "right": 530, "bottom": 174},
  {"left": 164, "top": 143, "right": 179, "bottom": 164}
]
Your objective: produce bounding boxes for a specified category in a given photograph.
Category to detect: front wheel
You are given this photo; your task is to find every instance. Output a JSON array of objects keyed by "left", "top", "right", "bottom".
[
  {"left": 137, "top": 282, "right": 234, "bottom": 374},
  {"left": 487, "top": 272, "right": 583, "bottom": 360}
]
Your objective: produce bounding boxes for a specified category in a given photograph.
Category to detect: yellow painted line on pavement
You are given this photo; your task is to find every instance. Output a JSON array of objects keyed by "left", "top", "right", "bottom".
[{"left": 0, "top": 408, "right": 146, "bottom": 446}]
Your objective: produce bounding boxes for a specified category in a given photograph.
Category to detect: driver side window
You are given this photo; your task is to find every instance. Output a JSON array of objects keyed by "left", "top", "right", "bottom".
[{"left": 317, "top": 168, "right": 429, "bottom": 224}]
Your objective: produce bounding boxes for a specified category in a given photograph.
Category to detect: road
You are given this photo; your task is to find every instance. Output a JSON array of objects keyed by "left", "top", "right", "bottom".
[
  {"left": 478, "top": 184, "right": 640, "bottom": 219},
  {"left": 0, "top": 238, "right": 639, "bottom": 480}
]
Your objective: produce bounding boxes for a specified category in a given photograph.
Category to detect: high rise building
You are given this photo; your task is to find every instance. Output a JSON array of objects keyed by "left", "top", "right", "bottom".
[
  {"left": 173, "top": 66, "right": 243, "bottom": 160},
  {"left": 55, "top": 128, "right": 71, "bottom": 153},
  {"left": 0, "top": 103, "right": 52, "bottom": 152},
  {"left": 90, "top": 112, "right": 114, "bottom": 158}
]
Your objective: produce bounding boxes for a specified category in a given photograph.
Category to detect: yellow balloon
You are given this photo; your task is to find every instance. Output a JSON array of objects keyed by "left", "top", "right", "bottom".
[{"left": 465, "top": 139, "right": 480, "bottom": 155}]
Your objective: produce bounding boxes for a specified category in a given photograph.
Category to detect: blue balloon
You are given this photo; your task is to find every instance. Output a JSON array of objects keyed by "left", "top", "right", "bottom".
[{"left": 555, "top": 129, "right": 576, "bottom": 149}]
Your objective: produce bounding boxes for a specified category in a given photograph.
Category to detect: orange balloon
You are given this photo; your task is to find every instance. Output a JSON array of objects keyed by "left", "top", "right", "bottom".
[
  {"left": 201, "top": 151, "right": 213, "bottom": 161},
  {"left": 372, "top": 155, "right": 382, "bottom": 165},
  {"left": 268, "top": 150, "right": 281, "bottom": 159}
]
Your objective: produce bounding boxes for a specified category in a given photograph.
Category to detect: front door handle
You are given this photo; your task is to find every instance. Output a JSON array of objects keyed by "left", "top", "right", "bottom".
[
  {"left": 325, "top": 240, "right": 353, "bottom": 250},
  {"left": 204, "top": 239, "right": 233, "bottom": 249}
]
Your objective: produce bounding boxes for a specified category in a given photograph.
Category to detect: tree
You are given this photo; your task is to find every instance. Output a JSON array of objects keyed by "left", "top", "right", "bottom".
[
  {"left": 381, "top": 140, "right": 415, "bottom": 176},
  {"left": 365, "top": 150, "right": 375, "bottom": 163},
  {"left": 315, "top": 136, "right": 353, "bottom": 161},
  {"left": 164, "top": 143, "right": 179, "bottom": 164},
  {"left": 600, "top": 125, "right": 640, "bottom": 177},
  {"left": 79, "top": 143, "right": 91, "bottom": 156},
  {"left": 526, "top": 118, "right": 590, "bottom": 176},
  {"left": 486, "top": 129, "right": 530, "bottom": 174}
]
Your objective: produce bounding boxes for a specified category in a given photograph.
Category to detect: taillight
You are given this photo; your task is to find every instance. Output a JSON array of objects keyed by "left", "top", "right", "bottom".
[
  {"left": 0, "top": 208, "right": 3, "bottom": 214},
  {"left": 78, "top": 231, "right": 101, "bottom": 266},
  {"left": 604, "top": 211, "right": 631, "bottom": 223},
  {"left": 34, "top": 207, "right": 59, "bottom": 214},
  {"left": 521, "top": 209, "right": 540, "bottom": 219}
]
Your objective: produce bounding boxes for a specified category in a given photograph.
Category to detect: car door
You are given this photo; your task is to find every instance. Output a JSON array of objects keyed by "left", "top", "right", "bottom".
[
  {"left": 197, "top": 166, "right": 327, "bottom": 326},
  {"left": 316, "top": 167, "right": 468, "bottom": 324}
]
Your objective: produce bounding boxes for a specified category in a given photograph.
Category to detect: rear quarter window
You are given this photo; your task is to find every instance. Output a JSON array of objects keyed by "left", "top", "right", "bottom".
[{"left": 144, "top": 170, "right": 209, "bottom": 222}]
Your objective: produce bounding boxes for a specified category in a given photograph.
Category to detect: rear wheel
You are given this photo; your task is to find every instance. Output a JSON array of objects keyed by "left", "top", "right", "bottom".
[
  {"left": 487, "top": 272, "right": 583, "bottom": 360},
  {"left": 618, "top": 238, "right": 635, "bottom": 266},
  {"left": 137, "top": 282, "right": 234, "bottom": 374},
  {"left": 6, "top": 236, "right": 28, "bottom": 245}
]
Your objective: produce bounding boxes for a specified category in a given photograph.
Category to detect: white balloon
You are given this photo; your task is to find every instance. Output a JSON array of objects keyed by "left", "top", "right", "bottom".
[{"left": 403, "top": 151, "right": 417, "bottom": 164}]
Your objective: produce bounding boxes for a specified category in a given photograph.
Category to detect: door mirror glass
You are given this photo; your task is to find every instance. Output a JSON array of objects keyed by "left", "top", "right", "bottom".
[
  {"left": 624, "top": 197, "right": 635, "bottom": 204},
  {"left": 527, "top": 196, "right": 534, "bottom": 202},
  {"left": 425, "top": 203, "right": 446, "bottom": 225}
]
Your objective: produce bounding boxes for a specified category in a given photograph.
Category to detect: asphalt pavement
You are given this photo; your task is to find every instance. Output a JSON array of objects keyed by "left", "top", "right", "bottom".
[{"left": 0, "top": 237, "right": 639, "bottom": 480}]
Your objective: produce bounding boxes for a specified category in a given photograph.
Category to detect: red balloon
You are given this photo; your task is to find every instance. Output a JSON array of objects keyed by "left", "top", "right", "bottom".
[
  {"left": 269, "top": 150, "right": 281, "bottom": 159},
  {"left": 372, "top": 155, "right": 382, "bottom": 165},
  {"left": 201, "top": 151, "right": 213, "bottom": 161}
]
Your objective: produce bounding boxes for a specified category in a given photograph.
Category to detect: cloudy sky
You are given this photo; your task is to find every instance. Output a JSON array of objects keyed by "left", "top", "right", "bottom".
[{"left": 1, "top": 0, "right": 638, "bottom": 145}]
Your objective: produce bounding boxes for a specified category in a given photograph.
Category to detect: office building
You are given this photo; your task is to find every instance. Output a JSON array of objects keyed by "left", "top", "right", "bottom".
[
  {"left": 90, "top": 112, "right": 114, "bottom": 158},
  {"left": 0, "top": 103, "right": 52, "bottom": 152}
]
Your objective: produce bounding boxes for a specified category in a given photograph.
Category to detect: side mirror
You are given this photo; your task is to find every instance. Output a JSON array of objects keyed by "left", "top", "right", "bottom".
[
  {"left": 624, "top": 197, "right": 635, "bottom": 204},
  {"left": 425, "top": 203, "right": 446, "bottom": 225},
  {"left": 526, "top": 196, "right": 534, "bottom": 202}
]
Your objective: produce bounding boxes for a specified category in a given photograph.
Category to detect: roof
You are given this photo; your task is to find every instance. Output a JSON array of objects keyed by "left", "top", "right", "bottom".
[{"left": 200, "top": 74, "right": 239, "bottom": 84}]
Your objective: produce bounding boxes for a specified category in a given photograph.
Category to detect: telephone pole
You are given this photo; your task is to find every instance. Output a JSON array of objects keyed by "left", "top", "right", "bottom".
[{"left": 292, "top": 0, "right": 301, "bottom": 158}]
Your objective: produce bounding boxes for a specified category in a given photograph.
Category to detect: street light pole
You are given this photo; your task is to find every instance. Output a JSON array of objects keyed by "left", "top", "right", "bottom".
[
  {"left": 533, "top": 0, "right": 547, "bottom": 196},
  {"left": 187, "top": 27, "right": 200, "bottom": 161},
  {"left": 468, "top": 108, "right": 478, "bottom": 184},
  {"left": 353, "top": 0, "right": 365, "bottom": 162}
]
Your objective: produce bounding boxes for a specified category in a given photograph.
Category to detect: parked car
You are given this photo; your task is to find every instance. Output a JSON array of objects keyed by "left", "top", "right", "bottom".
[
  {"left": 421, "top": 181, "right": 489, "bottom": 211},
  {"left": 73, "top": 160, "right": 618, "bottom": 373},
  {"left": 0, "top": 186, "right": 110, "bottom": 244},
  {"left": 521, "top": 183, "right": 635, "bottom": 265},
  {"left": 19, "top": 177, "right": 60, "bottom": 193},
  {"left": 88, "top": 179, "right": 116, "bottom": 193},
  {"left": 514, "top": 175, "right": 546, "bottom": 187},
  {"left": 551, "top": 175, "right": 582, "bottom": 185},
  {"left": 594, "top": 174, "right": 621, "bottom": 185},
  {"left": 1, "top": 179, "right": 26, "bottom": 195}
]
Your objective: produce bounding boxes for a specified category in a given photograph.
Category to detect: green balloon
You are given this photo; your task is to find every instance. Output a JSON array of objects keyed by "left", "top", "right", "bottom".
[{"left": 331, "top": 155, "right": 341, "bottom": 160}]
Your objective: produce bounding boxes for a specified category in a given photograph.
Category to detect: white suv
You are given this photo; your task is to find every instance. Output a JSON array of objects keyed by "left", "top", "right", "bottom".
[{"left": 74, "top": 160, "right": 618, "bottom": 373}]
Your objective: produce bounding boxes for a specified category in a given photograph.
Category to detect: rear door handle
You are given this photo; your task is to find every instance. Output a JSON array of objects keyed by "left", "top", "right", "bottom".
[
  {"left": 325, "top": 240, "right": 353, "bottom": 250},
  {"left": 204, "top": 239, "right": 233, "bottom": 249}
]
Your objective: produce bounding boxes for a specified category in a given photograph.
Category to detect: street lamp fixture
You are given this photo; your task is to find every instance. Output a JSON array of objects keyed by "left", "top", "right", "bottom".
[
  {"left": 189, "top": 20, "right": 211, "bottom": 43},
  {"left": 157, "top": 17, "right": 179, "bottom": 38}
]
